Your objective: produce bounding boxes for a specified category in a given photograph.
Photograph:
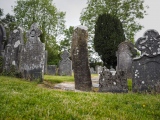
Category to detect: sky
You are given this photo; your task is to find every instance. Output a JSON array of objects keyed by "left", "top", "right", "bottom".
[{"left": 0, "top": 0, "right": 160, "bottom": 41}]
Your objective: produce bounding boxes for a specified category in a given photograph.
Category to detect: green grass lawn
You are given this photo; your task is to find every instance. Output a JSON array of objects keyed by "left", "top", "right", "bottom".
[
  {"left": 0, "top": 76, "right": 160, "bottom": 120},
  {"left": 44, "top": 74, "right": 98, "bottom": 84}
]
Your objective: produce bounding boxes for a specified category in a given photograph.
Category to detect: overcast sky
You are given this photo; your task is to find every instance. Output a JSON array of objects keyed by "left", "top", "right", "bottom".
[{"left": 0, "top": 0, "right": 160, "bottom": 40}]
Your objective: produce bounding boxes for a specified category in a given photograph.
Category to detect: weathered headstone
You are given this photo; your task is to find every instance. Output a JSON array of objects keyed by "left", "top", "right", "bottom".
[
  {"left": 44, "top": 50, "right": 48, "bottom": 74},
  {"left": 58, "top": 50, "right": 72, "bottom": 76},
  {"left": 0, "top": 24, "right": 6, "bottom": 72},
  {"left": 47, "top": 65, "right": 57, "bottom": 75},
  {"left": 117, "top": 41, "right": 136, "bottom": 78},
  {"left": 133, "top": 29, "right": 160, "bottom": 92},
  {"left": 4, "top": 27, "right": 23, "bottom": 72},
  {"left": 19, "top": 23, "right": 45, "bottom": 81},
  {"left": 0, "top": 24, "right": 6, "bottom": 55},
  {"left": 95, "top": 65, "right": 102, "bottom": 74},
  {"left": 71, "top": 25, "right": 92, "bottom": 91},
  {"left": 90, "top": 67, "right": 96, "bottom": 74},
  {"left": 99, "top": 67, "right": 128, "bottom": 93}
]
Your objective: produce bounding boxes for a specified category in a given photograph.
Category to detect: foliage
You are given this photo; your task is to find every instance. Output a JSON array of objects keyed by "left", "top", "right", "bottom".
[
  {"left": 0, "top": 8, "right": 3, "bottom": 18},
  {"left": 80, "top": 0, "right": 148, "bottom": 61},
  {"left": 13, "top": 0, "right": 66, "bottom": 65},
  {"left": 60, "top": 26, "right": 74, "bottom": 52},
  {"left": 0, "top": 76, "right": 160, "bottom": 120},
  {"left": 80, "top": 0, "right": 148, "bottom": 41},
  {"left": 94, "top": 14, "right": 125, "bottom": 68}
]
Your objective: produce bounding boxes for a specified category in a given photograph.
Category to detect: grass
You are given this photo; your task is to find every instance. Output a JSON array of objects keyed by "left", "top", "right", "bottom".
[
  {"left": 0, "top": 76, "right": 160, "bottom": 120},
  {"left": 44, "top": 74, "right": 98, "bottom": 84}
]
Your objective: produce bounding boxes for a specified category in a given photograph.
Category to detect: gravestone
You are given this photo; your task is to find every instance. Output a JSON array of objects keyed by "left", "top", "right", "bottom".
[
  {"left": 90, "top": 67, "right": 96, "bottom": 74},
  {"left": 117, "top": 41, "right": 137, "bottom": 78},
  {"left": 0, "top": 24, "right": 6, "bottom": 56},
  {"left": 4, "top": 27, "right": 23, "bottom": 72},
  {"left": 132, "top": 29, "right": 160, "bottom": 92},
  {"left": 95, "top": 65, "right": 102, "bottom": 74},
  {"left": 47, "top": 65, "right": 57, "bottom": 75},
  {"left": 58, "top": 50, "right": 72, "bottom": 76},
  {"left": 0, "top": 24, "right": 6, "bottom": 72},
  {"left": 71, "top": 25, "right": 92, "bottom": 91},
  {"left": 99, "top": 67, "right": 128, "bottom": 93},
  {"left": 44, "top": 50, "right": 48, "bottom": 74},
  {"left": 19, "top": 23, "right": 45, "bottom": 81}
]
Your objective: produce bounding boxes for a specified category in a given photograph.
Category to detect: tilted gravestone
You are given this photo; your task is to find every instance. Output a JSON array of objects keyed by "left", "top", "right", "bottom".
[
  {"left": 117, "top": 41, "right": 137, "bottom": 78},
  {"left": 4, "top": 27, "right": 23, "bottom": 72},
  {"left": 0, "top": 24, "right": 6, "bottom": 72},
  {"left": 58, "top": 50, "right": 72, "bottom": 76},
  {"left": 47, "top": 65, "right": 57, "bottom": 75},
  {"left": 19, "top": 23, "right": 45, "bottom": 81},
  {"left": 71, "top": 25, "right": 92, "bottom": 91},
  {"left": 99, "top": 67, "right": 128, "bottom": 93},
  {"left": 132, "top": 29, "right": 160, "bottom": 92}
]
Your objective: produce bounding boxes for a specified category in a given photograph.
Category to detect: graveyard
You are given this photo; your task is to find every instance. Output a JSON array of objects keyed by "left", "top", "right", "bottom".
[
  {"left": 0, "top": 22, "right": 160, "bottom": 119},
  {"left": 1, "top": 0, "right": 160, "bottom": 119}
]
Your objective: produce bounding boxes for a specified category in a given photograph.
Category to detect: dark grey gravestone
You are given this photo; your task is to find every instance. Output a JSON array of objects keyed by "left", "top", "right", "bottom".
[
  {"left": 133, "top": 29, "right": 160, "bottom": 93},
  {"left": 4, "top": 27, "right": 23, "bottom": 72},
  {"left": 0, "top": 24, "right": 6, "bottom": 72},
  {"left": 58, "top": 50, "right": 72, "bottom": 76},
  {"left": 44, "top": 50, "right": 48, "bottom": 74},
  {"left": 19, "top": 23, "right": 45, "bottom": 81},
  {"left": 47, "top": 65, "right": 57, "bottom": 75},
  {"left": 99, "top": 67, "right": 128, "bottom": 93},
  {"left": 71, "top": 25, "right": 92, "bottom": 91},
  {"left": 117, "top": 41, "right": 136, "bottom": 79},
  {"left": 0, "top": 24, "right": 6, "bottom": 55}
]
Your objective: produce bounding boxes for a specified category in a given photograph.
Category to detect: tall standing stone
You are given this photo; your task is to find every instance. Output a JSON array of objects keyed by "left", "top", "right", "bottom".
[
  {"left": 132, "top": 29, "right": 160, "bottom": 92},
  {"left": 19, "top": 23, "right": 45, "bottom": 81},
  {"left": 117, "top": 41, "right": 136, "bottom": 78},
  {"left": 4, "top": 27, "right": 23, "bottom": 72},
  {"left": 71, "top": 25, "right": 92, "bottom": 91},
  {"left": 58, "top": 50, "right": 72, "bottom": 76}
]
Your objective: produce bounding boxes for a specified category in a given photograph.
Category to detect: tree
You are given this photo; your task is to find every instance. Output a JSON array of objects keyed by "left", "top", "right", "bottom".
[
  {"left": 94, "top": 14, "right": 125, "bottom": 68},
  {"left": 13, "top": 0, "right": 66, "bottom": 65},
  {"left": 80, "top": 0, "right": 148, "bottom": 61},
  {"left": 81, "top": 0, "right": 147, "bottom": 41},
  {"left": 60, "top": 26, "right": 74, "bottom": 52},
  {"left": 0, "top": 8, "right": 3, "bottom": 19}
]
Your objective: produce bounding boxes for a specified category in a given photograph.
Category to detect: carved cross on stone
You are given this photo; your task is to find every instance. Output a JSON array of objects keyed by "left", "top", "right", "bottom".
[{"left": 135, "top": 29, "right": 160, "bottom": 56}]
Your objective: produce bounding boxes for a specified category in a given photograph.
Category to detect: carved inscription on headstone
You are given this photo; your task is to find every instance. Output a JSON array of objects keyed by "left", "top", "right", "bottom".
[
  {"left": 20, "top": 23, "right": 45, "bottom": 81},
  {"left": 133, "top": 29, "right": 160, "bottom": 92},
  {"left": 58, "top": 50, "right": 72, "bottom": 76},
  {"left": 71, "top": 25, "right": 92, "bottom": 91}
]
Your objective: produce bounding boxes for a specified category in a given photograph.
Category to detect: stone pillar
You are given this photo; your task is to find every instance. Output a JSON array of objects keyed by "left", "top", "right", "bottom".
[{"left": 71, "top": 25, "right": 92, "bottom": 91}]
